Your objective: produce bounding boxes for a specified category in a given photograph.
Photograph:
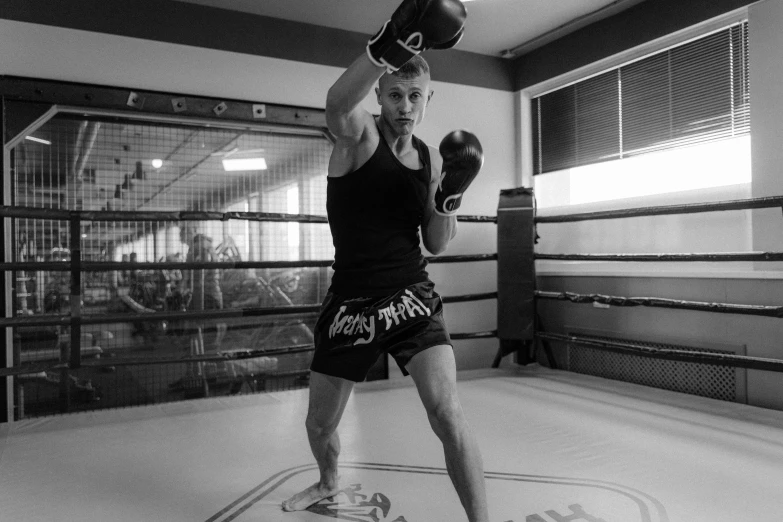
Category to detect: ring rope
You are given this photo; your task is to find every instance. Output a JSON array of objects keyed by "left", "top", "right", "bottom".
[
  {"left": 536, "top": 332, "right": 783, "bottom": 373},
  {"left": 0, "top": 329, "right": 501, "bottom": 378},
  {"left": 0, "top": 205, "right": 495, "bottom": 223},
  {"left": 535, "top": 195, "right": 783, "bottom": 224},
  {"left": 442, "top": 292, "right": 498, "bottom": 304},
  {"left": 0, "top": 305, "right": 321, "bottom": 328},
  {"left": 451, "top": 330, "right": 497, "bottom": 340},
  {"left": 536, "top": 252, "right": 783, "bottom": 262},
  {"left": 2, "top": 346, "right": 319, "bottom": 378},
  {"left": 0, "top": 292, "right": 500, "bottom": 328},
  {"left": 536, "top": 290, "right": 783, "bottom": 318},
  {"left": 0, "top": 254, "right": 498, "bottom": 272}
]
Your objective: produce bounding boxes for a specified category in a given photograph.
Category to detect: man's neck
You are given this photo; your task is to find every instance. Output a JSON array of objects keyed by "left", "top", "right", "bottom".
[{"left": 378, "top": 116, "right": 414, "bottom": 156}]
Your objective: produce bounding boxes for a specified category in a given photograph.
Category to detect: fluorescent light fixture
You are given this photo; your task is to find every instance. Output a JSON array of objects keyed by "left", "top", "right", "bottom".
[
  {"left": 222, "top": 157, "right": 267, "bottom": 172},
  {"left": 151, "top": 159, "right": 163, "bottom": 169},
  {"left": 25, "top": 136, "right": 51, "bottom": 145}
]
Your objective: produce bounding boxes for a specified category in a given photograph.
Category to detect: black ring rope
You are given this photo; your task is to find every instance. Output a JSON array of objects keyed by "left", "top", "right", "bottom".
[
  {"left": 442, "top": 292, "right": 498, "bottom": 304},
  {"left": 7, "top": 344, "right": 318, "bottom": 376},
  {"left": 0, "top": 206, "right": 326, "bottom": 223},
  {"left": 0, "top": 292, "right": 500, "bottom": 329},
  {"left": 2, "top": 346, "right": 318, "bottom": 378},
  {"left": 536, "top": 252, "right": 783, "bottom": 262},
  {"left": 428, "top": 253, "right": 498, "bottom": 264},
  {"left": 536, "top": 332, "right": 783, "bottom": 373},
  {"left": 0, "top": 330, "right": 502, "bottom": 378},
  {"left": 0, "top": 254, "right": 498, "bottom": 272},
  {"left": 457, "top": 215, "right": 498, "bottom": 223},
  {"left": 0, "top": 305, "right": 321, "bottom": 328},
  {"left": 451, "top": 330, "right": 497, "bottom": 340},
  {"left": 535, "top": 195, "right": 783, "bottom": 224},
  {"left": 0, "top": 205, "right": 495, "bottom": 224},
  {"left": 536, "top": 290, "right": 783, "bottom": 318}
]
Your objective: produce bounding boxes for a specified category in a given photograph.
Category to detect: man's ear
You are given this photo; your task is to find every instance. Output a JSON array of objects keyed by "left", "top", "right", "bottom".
[
  {"left": 427, "top": 90, "right": 435, "bottom": 106},
  {"left": 375, "top": 87, "right": 381, "bottom": 105}
]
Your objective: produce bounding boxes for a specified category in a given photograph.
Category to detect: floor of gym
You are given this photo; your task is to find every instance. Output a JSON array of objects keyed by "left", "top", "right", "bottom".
[{"left": 2, "top": 365, "right": 783, "bottom": 522}]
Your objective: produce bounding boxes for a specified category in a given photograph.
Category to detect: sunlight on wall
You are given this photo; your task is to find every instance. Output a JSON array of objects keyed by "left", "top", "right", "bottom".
[{"left": 535, "top": 136, "right": 752, "bottom": 208}]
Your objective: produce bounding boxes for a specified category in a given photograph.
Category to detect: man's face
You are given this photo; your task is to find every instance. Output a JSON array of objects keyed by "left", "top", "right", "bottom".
[{"left": 376, "top": 72, "right": 433, "bottom": 136}]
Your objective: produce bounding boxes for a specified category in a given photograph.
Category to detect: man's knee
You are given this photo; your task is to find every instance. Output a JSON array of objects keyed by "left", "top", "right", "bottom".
[
  {"left": 305, "top": 412, "right": 338, "bottom": 440},
  {"left": 426, "top": 397, "right": 465, "bottom": 440}
]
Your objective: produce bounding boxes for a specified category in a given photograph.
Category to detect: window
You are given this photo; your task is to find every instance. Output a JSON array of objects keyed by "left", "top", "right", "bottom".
[
  {"left": 11, "top": 112, "right": 333, "bottom": 313},
  {"left": 532, "top": 21, "right": 750, "bottom": 208}
]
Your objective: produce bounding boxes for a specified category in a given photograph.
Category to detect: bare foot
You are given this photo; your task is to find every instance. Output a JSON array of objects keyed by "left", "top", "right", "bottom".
[{"left": 281, "top": 481, "right": 341, "bottom": 512}]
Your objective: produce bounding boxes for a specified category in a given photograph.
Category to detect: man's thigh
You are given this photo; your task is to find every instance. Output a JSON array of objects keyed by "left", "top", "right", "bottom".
[
  {"left": 307, "top": 371, "right": 355, "bottom": 428},
  {"left": 405, "top": 344, "right": 459, "bottom": 412}
]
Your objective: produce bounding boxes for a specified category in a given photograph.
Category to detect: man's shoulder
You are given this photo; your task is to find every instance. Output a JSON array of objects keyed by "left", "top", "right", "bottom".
[
  {"left": 422, "top": 142, "right": 442, "bottom": 182},
  {"left": 334, "top": 116, "right": 380, "bottom": 148},
  {"left": 329, "top": 119, "right": 381, "bottom": 177}
]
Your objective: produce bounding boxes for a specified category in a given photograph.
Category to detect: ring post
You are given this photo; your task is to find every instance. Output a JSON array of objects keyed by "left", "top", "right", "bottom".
[{"left": 496, "top": 188, "right": 536, "bottom": 365}]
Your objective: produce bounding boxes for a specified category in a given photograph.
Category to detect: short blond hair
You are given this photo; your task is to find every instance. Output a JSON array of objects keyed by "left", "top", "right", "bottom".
[{"left": 379, "top": 55, "right": 430, "bottom": 88}]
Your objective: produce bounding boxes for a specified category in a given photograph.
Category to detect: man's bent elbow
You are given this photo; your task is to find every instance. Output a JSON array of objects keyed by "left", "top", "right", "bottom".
[{"left": 424, "top": 239, "right": 449, "bottom": 256}]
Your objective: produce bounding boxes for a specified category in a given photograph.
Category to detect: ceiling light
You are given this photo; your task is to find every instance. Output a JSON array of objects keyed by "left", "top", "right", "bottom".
[
  {"left": 25, "top": 136, "right": 51, "bottom": 145},
  {"left": 151, "top": 159, "right": 163, "bottom": 169},
  {"left": 222, "top": 157, "right": 267, "bottom": 172}
]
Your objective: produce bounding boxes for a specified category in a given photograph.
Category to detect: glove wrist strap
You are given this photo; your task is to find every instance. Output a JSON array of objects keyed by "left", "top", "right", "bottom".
[
  {"left": 434, "top": 192, "right": 462, "bottom": 216},
  {"left": 367, "top": 21, "right": 424, "bottom": 73}
]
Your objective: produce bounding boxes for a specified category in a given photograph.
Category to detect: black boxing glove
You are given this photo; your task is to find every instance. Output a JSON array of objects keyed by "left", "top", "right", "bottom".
[
  {"left": 367, "top": 0, "right": 467, "bottom": 73},
  {"left": 431, "top": 27, "right": 465, "bottom": 50},
  {"left": 435, "top": 130, "right": 484, "bottom": 216}
]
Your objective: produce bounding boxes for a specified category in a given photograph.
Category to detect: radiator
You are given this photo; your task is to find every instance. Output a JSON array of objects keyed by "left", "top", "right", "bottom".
[{"left": 565, "top": 328, "right": 747, "bottom": 403}]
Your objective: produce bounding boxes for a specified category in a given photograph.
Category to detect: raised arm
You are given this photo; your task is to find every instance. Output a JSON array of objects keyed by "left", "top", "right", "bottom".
[
  {"left": 326, "top": 0, "right": 466, "bottom": 151},
  {"left": 325, "top": 56, "right": 384, "bottom": 143}
]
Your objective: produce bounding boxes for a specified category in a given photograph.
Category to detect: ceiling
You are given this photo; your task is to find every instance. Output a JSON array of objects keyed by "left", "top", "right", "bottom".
[{"left": 173, "top": 0, "right": 647, "bottom": 58}]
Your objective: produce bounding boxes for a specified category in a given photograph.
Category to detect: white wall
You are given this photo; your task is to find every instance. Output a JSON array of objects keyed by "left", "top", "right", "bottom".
[
  {"left": 0, "top": 18, "right": 517, "bottom": 371},
  {"left": 750, "top": 0, "right": 783, "bottom": 263},
  {"left": 530, "top": 0, "right": 783, "bottom": 410}
]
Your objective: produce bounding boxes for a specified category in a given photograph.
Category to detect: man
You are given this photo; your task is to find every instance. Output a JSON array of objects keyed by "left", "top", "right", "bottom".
[
  {"left": 180, "top": 226, "right": 226, "bottom": 353},
  {"left": 282, "top": 1, "right": 488, "bottom": 520}
]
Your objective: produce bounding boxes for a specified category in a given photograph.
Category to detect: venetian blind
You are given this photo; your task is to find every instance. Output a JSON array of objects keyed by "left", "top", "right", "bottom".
[{"left": 532, "top": 22, "right": 749, "bottom": 175}]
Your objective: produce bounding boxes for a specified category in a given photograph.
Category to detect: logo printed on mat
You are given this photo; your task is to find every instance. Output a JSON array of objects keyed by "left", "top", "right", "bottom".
[
  {"left": 205, "top": 462, "right": 669, "bottom": 522},
  {"left": 305, "top": 483, "right": 408, "bottom": 521}
]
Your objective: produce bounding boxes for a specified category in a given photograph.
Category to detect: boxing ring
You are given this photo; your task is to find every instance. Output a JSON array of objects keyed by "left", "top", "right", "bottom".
[
  {"left": 2, "top": 366, "right": 783, "bottom": 521},
  {"left": 2, "top": 192, "right": 783, "bottom": 521},
  {"left": 2, "top": 78, "right": 783, "bottom": 522}
]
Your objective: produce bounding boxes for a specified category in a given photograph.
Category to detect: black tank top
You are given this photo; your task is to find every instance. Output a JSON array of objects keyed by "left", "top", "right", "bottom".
[{"left": 327, "top": 131, "right": 431, "bottom": 297}]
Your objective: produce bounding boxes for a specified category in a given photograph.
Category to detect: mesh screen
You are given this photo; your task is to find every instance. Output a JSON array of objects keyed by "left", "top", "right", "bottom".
[
  {"left": 566, "top": 332, "right": 739, "bottom": 402},
  {"left": 11, "top": 113, "right": 334, "bottom": 418}
]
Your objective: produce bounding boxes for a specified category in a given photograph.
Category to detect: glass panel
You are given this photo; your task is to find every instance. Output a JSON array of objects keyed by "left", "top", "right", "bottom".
[{"left": 11, "top": 112, "right": 333, "bottom": 417}]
